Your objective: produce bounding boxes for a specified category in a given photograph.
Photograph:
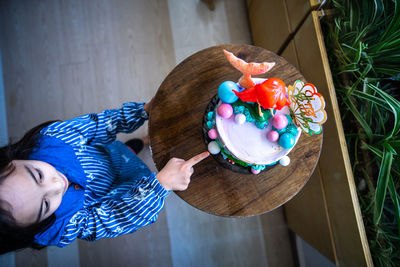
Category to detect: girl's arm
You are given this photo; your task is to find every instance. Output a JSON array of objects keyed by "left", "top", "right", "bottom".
[
  {"left": 58, "top": 173, "right": 169, "bottom": 246},
  {"left": 56, "top": 152, "right": 208, "bottom": 246},
  {"left": 42, "top": 101, "right": 150, "bottom": 145}
]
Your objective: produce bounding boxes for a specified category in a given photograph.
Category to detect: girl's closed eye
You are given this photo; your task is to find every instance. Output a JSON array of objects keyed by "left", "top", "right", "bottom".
[
  {"left": 36, "top": 168, "right": 43, "bottom": 182},
  {"left": 32, "top": 167, "right": 51, "bottom": 219},
  {"left": 44, "top": 199, "right": 50, "bottom": 214}
]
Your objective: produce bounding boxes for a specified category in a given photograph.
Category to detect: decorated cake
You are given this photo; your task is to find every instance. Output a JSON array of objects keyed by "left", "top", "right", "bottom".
[{"left": 204, "top": 50, "right": 327, "bottom": 174}]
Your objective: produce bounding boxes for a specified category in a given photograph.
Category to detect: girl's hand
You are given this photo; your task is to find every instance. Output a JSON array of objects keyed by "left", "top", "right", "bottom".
[{"left": 156, "top": 152, "right": 210, "bottom": 191}]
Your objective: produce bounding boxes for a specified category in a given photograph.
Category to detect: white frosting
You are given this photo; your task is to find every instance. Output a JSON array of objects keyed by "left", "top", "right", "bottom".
[{"left": 215, "top": 78, "right": 301, "bottom": 165}]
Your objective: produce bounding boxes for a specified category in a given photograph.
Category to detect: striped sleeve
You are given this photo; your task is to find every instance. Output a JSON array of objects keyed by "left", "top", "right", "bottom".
[
  {"left": 58, "top": 173, "right": 170, "bottom": 246},
  {"left": 42, "top": 102, "right": 148, "bottom": 145}
]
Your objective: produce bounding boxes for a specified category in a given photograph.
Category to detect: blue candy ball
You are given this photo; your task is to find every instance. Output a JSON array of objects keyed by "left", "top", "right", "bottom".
[
  {"left": 279, "top": 133, "right": 296, "bottom": 149},
  {"left": 218, "top": 81, "right": 239, "bottom": 103}
]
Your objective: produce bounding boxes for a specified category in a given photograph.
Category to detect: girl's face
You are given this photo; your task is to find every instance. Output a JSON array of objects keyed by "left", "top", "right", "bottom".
[{"left": 0, "top": 160, "right": 70, "bottom": 226}]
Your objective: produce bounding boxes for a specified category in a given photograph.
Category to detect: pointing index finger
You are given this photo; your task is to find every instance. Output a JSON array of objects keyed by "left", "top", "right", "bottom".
[{"left": 185, "top": 152, "right": 210, "bottom": 167}]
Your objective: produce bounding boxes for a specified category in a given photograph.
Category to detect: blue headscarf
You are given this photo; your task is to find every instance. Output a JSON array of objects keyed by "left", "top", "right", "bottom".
[{"left": 29, "top": 135, "right": 86, "bottom": 246}]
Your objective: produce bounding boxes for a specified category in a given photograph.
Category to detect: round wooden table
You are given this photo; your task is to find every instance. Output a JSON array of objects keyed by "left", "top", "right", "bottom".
[{"left": 149, "top": 44, "right": 323, "bottom": 217}]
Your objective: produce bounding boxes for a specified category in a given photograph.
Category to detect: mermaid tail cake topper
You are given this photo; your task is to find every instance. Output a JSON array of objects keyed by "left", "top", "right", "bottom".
[{"left": 223, "top": 49, "right": 275, "bottom": 89}]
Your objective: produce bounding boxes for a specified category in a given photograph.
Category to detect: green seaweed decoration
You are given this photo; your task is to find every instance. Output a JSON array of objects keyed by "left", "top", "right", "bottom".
[{"left": 231, "top": 100, "right": 273, "bottom": 125}]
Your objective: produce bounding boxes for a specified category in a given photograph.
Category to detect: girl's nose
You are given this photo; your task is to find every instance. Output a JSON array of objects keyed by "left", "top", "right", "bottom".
[{"left": 45, "top": 177, "right": 63, "bottom": 195}]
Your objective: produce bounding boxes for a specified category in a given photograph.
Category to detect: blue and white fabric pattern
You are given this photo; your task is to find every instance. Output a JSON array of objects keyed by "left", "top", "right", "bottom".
[{"left": 29, "top": 102, "right": 170, "bottom": 247}]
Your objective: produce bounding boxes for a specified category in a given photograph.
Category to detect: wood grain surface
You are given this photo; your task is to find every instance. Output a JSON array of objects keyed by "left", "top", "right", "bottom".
[
  {"left": 149, "top": 44, "right": 323, "bottom": 217},
  {"left": 1, "top": 1, "right": 295, "bottom": 266}
]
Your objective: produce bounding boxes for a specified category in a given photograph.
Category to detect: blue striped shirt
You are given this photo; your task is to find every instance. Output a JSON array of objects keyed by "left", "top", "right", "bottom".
[{"left": 29, "top": 102, "right": 170, "bottom": 247}]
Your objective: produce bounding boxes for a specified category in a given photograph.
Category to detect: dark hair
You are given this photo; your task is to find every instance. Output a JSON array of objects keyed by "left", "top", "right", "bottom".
[{"left": 0, "top": 120, "right": 59, "bottom": 254}]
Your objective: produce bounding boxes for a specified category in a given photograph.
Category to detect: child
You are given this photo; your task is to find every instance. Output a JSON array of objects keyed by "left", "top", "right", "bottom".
[{"left": 0, "top": 101, "right": 209, "bottom": 254}]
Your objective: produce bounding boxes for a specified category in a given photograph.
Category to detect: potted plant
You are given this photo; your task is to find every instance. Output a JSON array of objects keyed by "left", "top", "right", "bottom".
[{"left": 322, "top": 0, "right": 400, "bottom": 265}]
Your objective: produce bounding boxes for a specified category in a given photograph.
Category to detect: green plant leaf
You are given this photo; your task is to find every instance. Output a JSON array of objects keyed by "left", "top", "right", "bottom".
[
  {"left": 362, "top": 142, "right": 383, "bottom": 159},
  {"left": 378, "top": 0, "right": 400, "bottom": 42},
  {"left": 374, "top": 147, "right": 394, "bottom": 225},
  {"left": 368, "top": 83, "right": 400, "bottom": 138},
  {"left": 383, "top": 142, "right": 398, "bottom": 155},
  {"left": 350, "top": 89, "right": 389, "bottom": 110},
  {"left": 388, "top": 139, "right": 400, "bottom": 148},
  {"left": 343, "top": 96, "right": 373, "bottom": 139},
  {"left": 388, "top": 177, "right": 400, "bottom": 238}
]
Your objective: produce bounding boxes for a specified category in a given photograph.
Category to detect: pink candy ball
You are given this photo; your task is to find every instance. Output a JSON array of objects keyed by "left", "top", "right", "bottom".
[
  {"left": 208, "top": 129, "right": 218, "bottom": 139},
  {"left": 267, "top": 130, "right": 279, "bottom": 142},
  {"left": 251, "top": 168, "right": 261, "bottom": 175},
  {"left": 217, "top": 103, "right": 233, "bottom": 118},
  {"left": 272, "top": 114, "right": 288, "bottom": 129}
]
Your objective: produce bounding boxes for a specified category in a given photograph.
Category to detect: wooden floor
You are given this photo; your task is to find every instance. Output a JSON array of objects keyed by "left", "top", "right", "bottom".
[{"left": 0, "top": 1, "right": 295, "bottom": 266}]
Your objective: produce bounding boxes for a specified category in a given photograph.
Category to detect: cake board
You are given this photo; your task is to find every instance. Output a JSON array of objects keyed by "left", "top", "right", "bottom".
[{"left": 149, "top": 44, "right": 323, "bottom": 217}]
